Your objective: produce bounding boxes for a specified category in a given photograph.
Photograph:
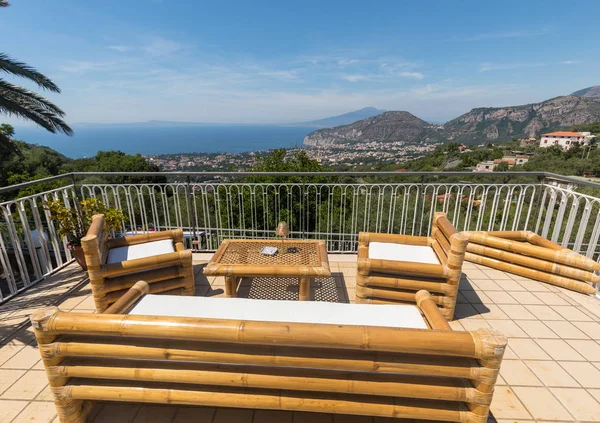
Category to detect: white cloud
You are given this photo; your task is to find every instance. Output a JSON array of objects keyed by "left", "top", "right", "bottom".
[
  {"left": 142, "top": 37, "right": 185, "bottom": 56},
  {"left": 560, "top": 60, "right": 580, "bottom": 65},
  {"left": 479, "top": 62, "right": 545, "bottom": 72},
  {"left": 342, "top": 74, "right": 369, "bottom": 82},
  {"left": 399, "top": 71, "right": 424, "bottom": 80},
  {"left": 108, "top": 45, "right": 131, "bottom": 52},
  {"left": 454, "top": 29, "right": 548, "bottom": 42},
  {"left": 257, "top": 70, "right": 299, "bottom": 81}
]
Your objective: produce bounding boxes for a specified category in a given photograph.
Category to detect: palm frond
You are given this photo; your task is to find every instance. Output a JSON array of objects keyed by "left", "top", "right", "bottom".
[
  {"left": 0, "top": 80, "right": 73, "bottom": 135},
  {"left": 0, "top": 129, "right": 20, "bottom": 155},
  {"left": 0, "top": 1, "right": 9, "bottom": 7},
  {"left": 0, "top": 53, "right": 60, "bottom": 92},
  {"left": 0, "top": 80, "right": 66, "bottom": 115}
]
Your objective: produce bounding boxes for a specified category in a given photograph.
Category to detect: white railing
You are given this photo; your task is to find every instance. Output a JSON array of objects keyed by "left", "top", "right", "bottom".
[{"left": 1, "top": 172, "right": 600, "bottom": 303}]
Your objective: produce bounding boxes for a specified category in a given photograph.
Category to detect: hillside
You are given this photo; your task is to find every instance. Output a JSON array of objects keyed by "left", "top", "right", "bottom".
[
  {"left": 303, "top": 111, "right": 444, "bottom": 147},
  {"left": 571, "top": 86, "right": 600, "bottom": 98},
  {"left": 299, "top": 107, "right": 386, "bottom": 128},
  {"left": 304, "top": 94, "right": 600, "bottom": 146}
]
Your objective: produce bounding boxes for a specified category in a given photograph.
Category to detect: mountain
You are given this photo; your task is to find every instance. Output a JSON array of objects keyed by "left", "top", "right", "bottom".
[
  {"left": 443, "top": 96, "right": 600, "bottom": 143},
  {"left": 571, "top": 86, "right": 600, "bottom": 98},
  {"left": 303, "top": 111, "right": 443, "bottom": 147},
  {"left": 304, "top": 94, "right": 600, "bottom": 146},
  {"left": 299, "top": 107, "right": 386, "bottom": 128}
]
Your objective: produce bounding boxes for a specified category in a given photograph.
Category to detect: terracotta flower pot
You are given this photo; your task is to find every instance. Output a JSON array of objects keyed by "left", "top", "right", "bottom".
[{"left": 68, "top": 243, "right": 87, "bottom": 271}]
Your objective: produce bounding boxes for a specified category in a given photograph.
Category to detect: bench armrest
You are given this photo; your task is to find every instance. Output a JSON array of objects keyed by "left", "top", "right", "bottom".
[{"left": 104, "top": 281, "right": 150, "bottom": 314}]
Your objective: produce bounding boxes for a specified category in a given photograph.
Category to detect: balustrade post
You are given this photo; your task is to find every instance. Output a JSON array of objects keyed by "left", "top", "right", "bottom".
[
  {"left": 531, "top": 174, "right": 546, "bottom": 232},
  {"left": 185, "top": 176, "right": 197, "bottom": 250}
]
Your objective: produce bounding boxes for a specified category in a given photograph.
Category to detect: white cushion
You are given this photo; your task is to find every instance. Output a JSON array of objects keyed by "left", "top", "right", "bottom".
[
  {"left": 368, "top": 242, "right": 440, "bottom": 265},
  {"left": 106, "top": 239, "right": 175, "bottom": 264},
  {"left": 129, "top": 295, "right": 428, "bottom": 330}
]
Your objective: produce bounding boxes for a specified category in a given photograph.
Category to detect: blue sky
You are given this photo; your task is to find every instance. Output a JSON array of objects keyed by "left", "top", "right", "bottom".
[{"left": 2, "top": 0, "right": 599, "bottom": 125}]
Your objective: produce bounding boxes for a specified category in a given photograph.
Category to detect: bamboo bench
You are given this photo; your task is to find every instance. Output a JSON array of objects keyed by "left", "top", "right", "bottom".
[{"left": 31, "top": 282, "right": 507, "bottom": 423}]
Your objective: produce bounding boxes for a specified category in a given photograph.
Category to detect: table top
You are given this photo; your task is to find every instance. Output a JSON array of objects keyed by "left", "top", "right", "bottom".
[{"left": 203, "top": 239, "right": 330, "bottom": 277}]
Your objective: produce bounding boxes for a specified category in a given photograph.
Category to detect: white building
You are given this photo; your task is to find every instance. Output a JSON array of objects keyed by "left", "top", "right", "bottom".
[{"left": 539, "top": 131, "right": 589, "bottom": 150}]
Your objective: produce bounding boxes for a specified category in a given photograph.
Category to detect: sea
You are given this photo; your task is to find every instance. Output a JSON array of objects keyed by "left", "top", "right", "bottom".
[{"left": 12, "top": 124, "right": 320, "bottom": 158}]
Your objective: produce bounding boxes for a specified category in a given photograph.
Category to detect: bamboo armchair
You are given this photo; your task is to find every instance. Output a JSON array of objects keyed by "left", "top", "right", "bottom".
[
  {"left": 464, "top": 230, "right": 599, "bottom": 295},
  {"left": 31, "top": 282, "right": 507, "bottom": 423},
  {"left": 357, "top": 212, "right": 468, "bottom": 320},
  {"left": 81, "top": 214, "right": 194, "bottom": 312}
]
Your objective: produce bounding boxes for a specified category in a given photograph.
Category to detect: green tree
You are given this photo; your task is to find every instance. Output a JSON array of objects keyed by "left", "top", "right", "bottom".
[{"left": 0, "top": 1, "right": 72, "bottom": 153}]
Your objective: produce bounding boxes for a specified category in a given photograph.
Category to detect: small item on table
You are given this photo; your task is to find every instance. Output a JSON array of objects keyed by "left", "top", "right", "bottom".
[
  {"left": 286, "top": 247, "right": 300, "bottom": 253},
  {"left": 260, "top": 246, "right": 278, "bottom": 256},
  {"left": 276, "top": 221, "right": 290, "bottom": 253}
]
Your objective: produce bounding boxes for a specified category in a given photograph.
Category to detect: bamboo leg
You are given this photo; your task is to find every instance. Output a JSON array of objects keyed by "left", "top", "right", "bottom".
[
  {"left": 225, "top": 276, "right": 238, "bottom": 297},
  {"left": 299, "top": 276, "right": 310, "bottom": 301},
  {"left": 31, "top": 307, "right": 89, "bottom": 423}
]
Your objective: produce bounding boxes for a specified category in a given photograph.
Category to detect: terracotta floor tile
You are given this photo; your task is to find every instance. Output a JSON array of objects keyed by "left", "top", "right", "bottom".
[
  {"left": 0, "top": 399, "right": 28, "bottom": 423},
  {"left": 12, "top": 401, "right": 57, "bottom": 422},
  {"left": 458, "top": 318, "right": 490, "bottom": 331},
  {"left": 131, "top": 405, "right": 178, "bottom": 422},
  {"left": 333, "top": 415, "right": 374, "bottom": 422},
  {"left": 485, "top": 291, "right": 520, "bottom": 305},
  {"left": 462, "top": 269, "right": 489, "bottom": 280},
  {"left": 525, "top": 361, "right": 579, "bottom": 387},
  {"left": 93, "top": 403, "right": 140, "bottom": 422},
  {"left": 497, "top": 304, "right": 536, "bottom": 320},
  {"left": 516, "top": 320, "right": 559, "bottom": 339},
  {"left": 534, "top": 292, "right": 571, "bottom": 306},
  {"left": 508, "top": 291, "right": 544, "bottom": 305},
  {"left": 550, "top": 387, "right": 600, "bottom": 421},
  {"left": 474, "top": 304, "right": 509, "bottom": 320},
  {"left": 552, "top": 306, "right": 594, "bottom": 322},
  {"left": 0, "top": 369, "right": 25, "bottom": 396},
  {"left": 469, "top": 279, "right": 503, "bottom": 291},
  {"left": 482, "top": 269, "right": 513, "bottom": 280},
  {"left": 0, "top": 370, "right": 48, "bottom": 400},
  {"left": 2, "top": 343, "right": 41, "bottom": 369},
  {"left": 565, "top": 339, "right": 600, "bottom": 360},
  {"left": 171, "top": 406, "right": 216, "bottom": 423},
  {"left": 524, "top": 305, "right": 564, "bottom": 321},
  {"left": 575, "top": 322, "right": 600, "bottom": 340},
  {"left": 0, "top": 342, "right": 25, "bottom": 367},
  {"left": 497, "top": 279, "right": 528, "bottom": 291},
  {"left": 512, "top": 387, "right": 572, "bottom": 421},
  {"left": 544, "top": 321, "right": 589, "bottom": 340},
  {"left": 488, "top": 386, "right": 532, "bottom": 420},
  {"left": 558, "top": 361, "right": 600, "bottom": 388},
  {"left": 508, "top": 339, "right": 551, "bottom": 360},
  {"left": 486, "top": 320, "right": 528, "bottom": 338},
  {"left": 294, "top": 412, "right": 334, "bottom": 423},
  {"left": 254, "top": 410, "right": 293, "bottom": 423},
  {"left": 454, "top": 303, "right": 482, "bottom": 319},
  {"left": 499, "top": 360, "right": 542, "bottom": 386},
  {"left": 535, "top": 339, "right": 585, "bottom": 361},
  {"left": 512, "top": 278, "right": 550, "bottom": 292},
  {"left": 461, "top": 290, "right": 490, "bottom": 304},
  {"left": 212, "top": 407, "right": 254, "bottom": 423}
]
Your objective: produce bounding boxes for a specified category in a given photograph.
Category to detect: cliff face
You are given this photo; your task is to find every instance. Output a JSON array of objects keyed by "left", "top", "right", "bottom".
[
  {"left": 303, "top": 111, "right": 443, "bottom": 146},
  {"left": 571, "top": 86, "right": 600, "bottom": 98},
  {"left": 443, "top": 96, "right": 600, "bottom": 143},
  {"left": 303, "top": 95, "right": 600, "bottom": 146}
]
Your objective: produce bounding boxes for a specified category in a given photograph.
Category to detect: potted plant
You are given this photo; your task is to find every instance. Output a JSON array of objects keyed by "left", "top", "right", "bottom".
[{"left": 44, "top": 197, "right": 127, "bottom": 270}]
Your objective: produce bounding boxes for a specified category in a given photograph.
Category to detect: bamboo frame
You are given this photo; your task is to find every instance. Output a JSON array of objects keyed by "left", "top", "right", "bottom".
[
  {"left": 357, "top": 212, "right": 468, "bottom": 320},
  {"left": 31, "top": 285, "right": 506, "bottom": 423},
  {"left": 81, "top": 214, "right": 195, "bottom": 312},
  {"left": 203, "top": 239, "right": 330, "bottom": 301},
  {"left": 464, "top": 231, "right": 599, "bottom": 295}
]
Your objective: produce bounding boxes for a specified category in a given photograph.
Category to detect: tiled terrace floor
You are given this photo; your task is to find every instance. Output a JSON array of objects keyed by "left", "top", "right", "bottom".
[{"left": 1, "top": 254, "right": 600, "bottom": 422}]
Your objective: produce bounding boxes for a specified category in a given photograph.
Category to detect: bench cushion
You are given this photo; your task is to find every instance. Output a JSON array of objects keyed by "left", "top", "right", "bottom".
[
  {"left": 129, "top": 295, "right": 428, "bottom": 329},
  {"left": 368, "top": 242, "right": 440, "bottom": 265},
  {"left": 107, "top": 239, "right": 175, "bottom": 264}
]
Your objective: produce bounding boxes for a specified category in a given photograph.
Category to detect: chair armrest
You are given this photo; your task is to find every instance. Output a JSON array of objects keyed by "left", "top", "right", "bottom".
[
  {"left": 104, "top": 281, "right": 150, "bottom": 314},
  {"left": 108, "top": 229, "right": 184, "bottom": 248},
  {"left": 103, "top": 249, "right": 192, "bottom": 278},
  {"left": 416, "top": 290, "right": 451, "bottom": 330},
  {"left": 358, "top": 232, "right": 429, "bottom": 246}
]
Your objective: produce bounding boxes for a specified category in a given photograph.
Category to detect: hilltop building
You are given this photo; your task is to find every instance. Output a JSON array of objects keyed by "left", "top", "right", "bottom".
[
  {"left": 474, "top": 155, "right": 530, "bottom": 172},
  {"left": 539, "top": 131, "right": 594, "bottom": 149}
]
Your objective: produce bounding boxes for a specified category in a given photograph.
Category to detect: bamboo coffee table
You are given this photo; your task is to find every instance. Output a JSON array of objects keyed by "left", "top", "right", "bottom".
[{"left": 203, "top": 239, "right": 330, "bottom": 300}]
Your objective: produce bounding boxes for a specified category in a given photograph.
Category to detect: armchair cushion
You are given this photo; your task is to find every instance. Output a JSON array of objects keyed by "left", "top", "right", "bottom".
[
  {"left": 130, "top": 295, "right": 429, "bottom": 330},
  {"left": 106, "top": 239, "right": 175, "bottom": 264},
  {"left": 368, "top": 242, "right": 440, "bottom": 265}
]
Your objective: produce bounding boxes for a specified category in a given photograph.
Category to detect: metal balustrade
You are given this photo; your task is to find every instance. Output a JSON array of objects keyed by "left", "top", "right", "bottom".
[{"left": 1, "top": 171, "right": 600, "bottom": 303}]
